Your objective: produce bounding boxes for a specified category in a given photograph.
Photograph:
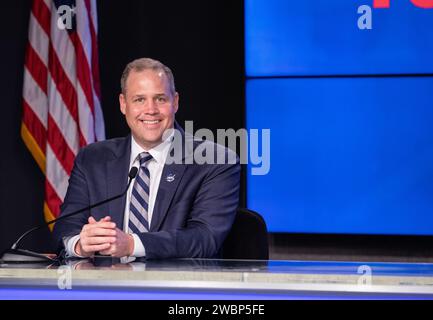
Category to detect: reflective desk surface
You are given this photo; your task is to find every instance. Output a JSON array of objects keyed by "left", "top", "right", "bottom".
[{"left": 1, "top": 258, "right": 433, "bottom": 299}]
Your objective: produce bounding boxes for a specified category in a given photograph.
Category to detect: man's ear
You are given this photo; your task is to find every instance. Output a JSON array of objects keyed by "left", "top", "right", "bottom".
[
  {"left": 119, "top": 93, "right": 126, "bottom": 115},
  {"left": 173, "top": 92, "right": 179, "bottom": 113}
]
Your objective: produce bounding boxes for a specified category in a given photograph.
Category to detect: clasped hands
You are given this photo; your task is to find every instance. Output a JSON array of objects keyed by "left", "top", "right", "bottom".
[{"left": 75, "top": 216, "right": 134, "bottom": 258}]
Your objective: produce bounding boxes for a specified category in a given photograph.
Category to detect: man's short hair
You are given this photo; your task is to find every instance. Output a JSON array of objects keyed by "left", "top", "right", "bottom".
[{"left": 120, "top": 57, "right": 176, "bottom": 96}]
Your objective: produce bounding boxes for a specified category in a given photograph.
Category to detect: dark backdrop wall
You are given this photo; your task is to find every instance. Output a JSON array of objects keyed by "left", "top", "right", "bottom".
[{"left": 0, "top": 0, "right": 245, "bottom": 254}]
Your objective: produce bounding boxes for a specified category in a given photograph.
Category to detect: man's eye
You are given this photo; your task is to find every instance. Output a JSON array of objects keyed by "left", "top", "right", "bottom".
[
  {"left": 156, "top": 97, "right": 167, "bottom": 103},
  {"left": 134, "top": 98, "right": 144, "bottom": 103}
]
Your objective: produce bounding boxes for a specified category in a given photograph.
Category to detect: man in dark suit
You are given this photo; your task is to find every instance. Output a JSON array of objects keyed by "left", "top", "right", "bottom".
[{"left": 52, "top": 58, "right": 240, "bottom": 259}]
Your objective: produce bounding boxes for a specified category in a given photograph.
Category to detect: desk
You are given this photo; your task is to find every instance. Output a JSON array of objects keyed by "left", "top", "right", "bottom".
[{"left": 1, "top": 259, "right": 433, "bottom": 299}]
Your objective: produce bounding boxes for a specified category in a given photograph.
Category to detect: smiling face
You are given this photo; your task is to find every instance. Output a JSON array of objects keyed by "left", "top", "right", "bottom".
[{"left": 119, "top": 69, "right": 179, "bottom": 150}]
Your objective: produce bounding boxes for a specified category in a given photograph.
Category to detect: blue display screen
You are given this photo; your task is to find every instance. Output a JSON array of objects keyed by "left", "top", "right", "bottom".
[
  {"left": 245, "top": 0, "right": 433, "bottom": 76},
  {"left": 246, "top": 77, "right": 433, "bottom": 235},
  {"left": 245, "top": 0, "right": 433, "bottom": 235}
]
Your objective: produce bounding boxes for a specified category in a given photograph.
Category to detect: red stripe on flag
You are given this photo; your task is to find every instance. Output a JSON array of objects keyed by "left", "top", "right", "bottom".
[
  {"left": 22, "top": 100, "right": 47, "bottom": 153},
  {"left": 84, "top": 0, "right": 102, "bottom": 99},
  {"left": 45, "top": 179, "right": 62, "bottom": 218},
  {"left": 31, "top": 0, "right": 51, "bottom": 35},
  {"left": 25, "top": 45, "right": 48, "bottom": 94},
  {"left": 48, "top": 42, "right": 87, "bottom": 147},
  {"left": 47, "top": 115, "right": 76, "bottom": 175},
  {"left": 71, "top": 31, "right": 96, "bottom": 116}
]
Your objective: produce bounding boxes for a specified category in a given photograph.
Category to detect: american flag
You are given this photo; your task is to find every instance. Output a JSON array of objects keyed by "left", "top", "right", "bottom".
[{"left": 21, "top": 0, "right": 105, "bottom": 226}]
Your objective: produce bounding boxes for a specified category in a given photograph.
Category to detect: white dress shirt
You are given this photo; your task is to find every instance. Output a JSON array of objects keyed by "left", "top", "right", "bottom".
[{"left": 63, "top": 133, "right": 173, "bottom": 258}]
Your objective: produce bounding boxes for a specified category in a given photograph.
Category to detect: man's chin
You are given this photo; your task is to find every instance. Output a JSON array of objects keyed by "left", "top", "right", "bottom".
[{"left": 135, "top": 135, "right": 163, "bottom": 149}]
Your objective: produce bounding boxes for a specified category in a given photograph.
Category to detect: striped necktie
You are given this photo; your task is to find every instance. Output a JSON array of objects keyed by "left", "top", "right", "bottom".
[{"left": 128, "top": 152, "right": 153, "bottom": 234}]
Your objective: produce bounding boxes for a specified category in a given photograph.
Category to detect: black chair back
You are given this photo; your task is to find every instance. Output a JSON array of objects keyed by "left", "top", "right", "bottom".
[{"left": 222, "top": 208, "right": 269, "bottom": 260}]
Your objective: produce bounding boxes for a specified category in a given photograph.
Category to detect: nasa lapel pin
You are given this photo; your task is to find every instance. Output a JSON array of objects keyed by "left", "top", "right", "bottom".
[{"left": 166, "top": 173, "right": 176, "bottom": 182}]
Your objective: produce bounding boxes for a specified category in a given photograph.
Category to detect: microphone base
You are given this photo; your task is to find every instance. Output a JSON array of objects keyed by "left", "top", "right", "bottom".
[{"left": 0, "top": 248, "right": 57, "bottom": 263}]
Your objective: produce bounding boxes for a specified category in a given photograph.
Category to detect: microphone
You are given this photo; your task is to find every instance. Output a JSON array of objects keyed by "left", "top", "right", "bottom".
[{"left": 0, "top": 167, "right": 139, "bottom": 263}]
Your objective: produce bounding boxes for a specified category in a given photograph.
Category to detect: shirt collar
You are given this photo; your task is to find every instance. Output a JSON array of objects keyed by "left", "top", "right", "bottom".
[{"left": 130, "top": 131, "right": 174, "bottom": 166}]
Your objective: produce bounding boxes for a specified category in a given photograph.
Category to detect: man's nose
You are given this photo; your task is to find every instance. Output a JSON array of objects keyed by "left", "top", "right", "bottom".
[{"left": 143, "top": 100, "right": 158, "bottom": 114}]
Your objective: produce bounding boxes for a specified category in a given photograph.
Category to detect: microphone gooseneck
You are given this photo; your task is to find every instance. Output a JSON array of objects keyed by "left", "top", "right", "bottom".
[{"left": 10, "top": 167, "right": 139, "bottom": 250}]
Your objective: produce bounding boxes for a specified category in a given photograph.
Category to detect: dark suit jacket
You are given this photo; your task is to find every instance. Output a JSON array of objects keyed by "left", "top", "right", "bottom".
[{"left": 52, "top": 124, "right": 240, "bottom": 259}]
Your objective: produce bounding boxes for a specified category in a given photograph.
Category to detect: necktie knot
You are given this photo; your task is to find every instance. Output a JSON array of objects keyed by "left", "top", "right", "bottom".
[{"left": 138, "top": 152, "right": 152, "bottom": 167}]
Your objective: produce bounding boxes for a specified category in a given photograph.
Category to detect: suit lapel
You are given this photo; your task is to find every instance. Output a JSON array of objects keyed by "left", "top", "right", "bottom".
[
  {"left": 106, "top": 136, "right": 131, "bottom": 230},
  {"left": 150, "top": 122, "right": 190, "bottom": 231},
  {"left": 150, "top": 163, "right": 186, "bottom": 231}
]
